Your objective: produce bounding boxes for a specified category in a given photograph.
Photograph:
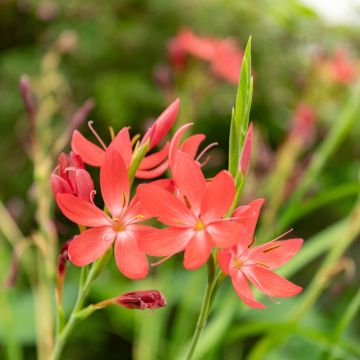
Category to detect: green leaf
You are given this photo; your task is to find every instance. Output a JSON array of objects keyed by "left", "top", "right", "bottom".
[{"left": 228, "top": 36, "right": 253, "bottom": 182}]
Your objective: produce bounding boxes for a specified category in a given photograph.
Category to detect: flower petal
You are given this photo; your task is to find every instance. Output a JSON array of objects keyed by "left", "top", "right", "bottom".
[
  {"left": 245, "top": 265, "right": 302, "bottom": 298},
  {"left": 100, "top": 149, "right": 130, "bottom": 218},
  {"left": 201, "top": 170, "right": 235, "bottom": 222},
  {"left": 114, "top": 230, "right": 149, "bottom": 279},
  {"left": 180, "top": 134, "right": 205, "bottom": 159},
  {"left": 139, "top": 227, "right": 193, "bottom": 257},
  {"left": 136, "top": 160, "right": 169, "bottom": 179},
  {"left": 137, "top": 184, "right": 194, "bottom": 226},
  {"left": 74, "top": 169, "right": 94, "bottom": 202},
  {"left": 206, "top": 220, "right": 248, "bottom": 248},
  {"left": 217, "top": 250, "right": 232, "bottom": 275},
  {"left": 51, "top": 174, "right": 72, "bottom": 197},
  {"left": 71, "top": 130, "right": 105, "bottom": 167},
  {"left": 68, "top": 226, "right": 114, "bottom": 266},
  {"left": 248, "top": 238, "right": 303, "bottom": 270},
  {"left": 139, "top": 142, "right": 169, "bottom": 170},
  {"left": 183, "top": 231, "right": 213, "bottom": 270},
  {"left": 231, "top": 271, "right": 265, "bottom": 309},
  {"left": 169, "top": 123, "right": 193, "bottom": 167},
  {"left": 173, "top": 151, "right": 206, "bottom": 215},
  {"left": 233, "top": 198, "right": 265, "bottom": 248},
  {"left": 56, "top": 193, "right": 111, "bottom": 227},
  {"left": 108, "top": 127, "right": 132, "bottom": 167}
]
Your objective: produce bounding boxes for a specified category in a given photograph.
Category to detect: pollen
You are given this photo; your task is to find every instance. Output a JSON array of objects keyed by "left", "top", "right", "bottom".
[
  {"left": 113, "top": 218, "right": 125, "bottom": 232},
  {"left": 232, "top": 258, "right": 243, "bottom": 269},
  {"left": 194, "top": 219, "right": 205, "bottom": 231}
]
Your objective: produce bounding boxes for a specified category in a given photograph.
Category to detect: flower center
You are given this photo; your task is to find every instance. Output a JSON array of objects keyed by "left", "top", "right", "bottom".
[
  {"left": 232, "top": 258, "right": 243, "bottom": 270},
  {"left": 113, "top": 218, "right": 125, "bottom": 232},
  {"left": 194, "top": 219, "right": 206, "bottom": 231}
]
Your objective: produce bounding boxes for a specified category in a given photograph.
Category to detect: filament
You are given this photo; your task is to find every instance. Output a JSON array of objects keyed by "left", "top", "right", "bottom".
[
  {"left": 88, "top": 121, "right": 107, "bottom": 150},
  {"left": 195, "top": 142, "right": 218, "bottom": 163}
]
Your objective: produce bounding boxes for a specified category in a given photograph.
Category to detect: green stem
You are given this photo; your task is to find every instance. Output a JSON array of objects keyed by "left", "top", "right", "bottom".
[
  {"left": 186, "top": 256, "right": 220, "bottom": 360},
  {"left": 324, "top": 287, "right": 360, "bottom": 360},
  {"left": 51, "top": 249, "right": 112, "bottom": 360}
]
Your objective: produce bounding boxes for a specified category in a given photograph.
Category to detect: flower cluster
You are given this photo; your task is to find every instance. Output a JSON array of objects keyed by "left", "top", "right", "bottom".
[{"left": 53, "top": 99, "right": 303, "bottom": 308}]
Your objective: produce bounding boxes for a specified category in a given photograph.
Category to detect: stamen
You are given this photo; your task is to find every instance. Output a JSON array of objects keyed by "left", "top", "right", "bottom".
[
  {"left": 263, "top": 244, "right": 282, "bottom": 253},
  {"left": 109, "top": 126, "right": 115, "bottom": 140},
  {"left": 256, "top": 262, "right": 270, "bottom": 268},
  {"left": 272, "top": 228, "right": 293, "bottom": 242},
  {"left": 183, "top": 195, "right": 191, "bottom": 209},
  {"left": 195, "top": 142, "right": 218, "bottom": 162},
  {"left": 89, "top": 190, "right": 97, "bottom": 205},
  {"left": 122, "top": 192, "right": 127, "bottom": 208},
  {"left": 151, "top": 254, "right": 174, "bottom": 267},
  {"left": 88, "top": 121, "right": 107, "bottom": 150},
  {"left": 131, "top": 133, "right": 141, "bottom": 146},
  {"left": 52, "top": 165, "right": 60, "bottom": 175},
  {"left": 200, "top": 155, "right": 211, "bottom": 167},
  {"left": 248, "top": 237, "right": 256, "bottom": 248}
]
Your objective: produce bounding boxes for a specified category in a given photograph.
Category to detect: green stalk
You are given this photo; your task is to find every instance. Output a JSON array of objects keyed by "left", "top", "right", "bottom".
[
  {"left": 186, "top": 255, "right": 218, "bottom": 360},
  {"left": 51, "top": 248, "right": 112, "bottom": 360},
  {"left": 324, "top": 288, "right": 360, "bottom": 360}
]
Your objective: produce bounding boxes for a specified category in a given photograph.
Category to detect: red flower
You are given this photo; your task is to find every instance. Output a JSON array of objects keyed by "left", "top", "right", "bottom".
[
  {"left": 137, "top": 151, "right": 252, "bottom": 270},
  {"left": 71, "top": 99, "right": 180, "bottom": 179},
  {"left": 51, "top": 152, "right": 94, "bottom": 202},
  {"left": 56, "top": 149, "right": 155, "bottom": 279},
  {"left": 329, "top": 48, "right": 358, "bottom": 84},
  {"left": 116, "top": 290, "right": 167, "bottom": 310},
  {"left": 289, "top": 104, "right": 316, "bottom": 146},
  {"left": 218, "top": 199, "right": 303, "bottom": 309},
  {"left": 169, "top": 28, "right": 243, "bottom": 84}
]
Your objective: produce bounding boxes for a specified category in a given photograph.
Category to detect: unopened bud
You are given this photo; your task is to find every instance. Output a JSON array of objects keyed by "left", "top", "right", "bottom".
[
  {"left": 19, "top": 75, "right": 36, "bottom": 139},
  {"left": 142, "top": 99, "right": 180, "bottom": 150},
  {"left": 69, "top": 99, "right": 94, "bottom": 134},
  {"left": 117, "top": 290, "right": 167, "bottom": 310},
  {"left": 239, "top": 122, "right": 253, "bottom": 177},
  {"left": 56, "top": 240, "right": 71, "bottom": 305},
  {"left": 57, "top": 241, "right": 70, "bottom": 277}
]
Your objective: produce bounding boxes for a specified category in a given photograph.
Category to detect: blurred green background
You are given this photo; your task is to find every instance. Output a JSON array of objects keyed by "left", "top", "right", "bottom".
[{"left": 1, "top": 0, "right": 360, "bottom": 359}]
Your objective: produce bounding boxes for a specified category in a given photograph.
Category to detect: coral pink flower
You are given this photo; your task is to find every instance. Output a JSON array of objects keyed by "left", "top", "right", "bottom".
[
  {"left": 51, "top": 152, "right": 94, "bottom": 202},
  {"left": 218, "top": 199, "right": 303, "bottom": 309},
  {"left": 71, "top": 99, "right": 180, "bottom": 179},
  {"left": 169, "top": 28, "right": 243, "bottom": 84},
  {"left": 56, "top": 149, "right": 155, "bottom": 279},
  {"left": 137, "top": 151, "right": 253, "bottom": 270},
  {"left": 168, "top": 122, "right": 218, "bottom": 169},
  {"left": 329, "top": 48, "right": 358, "bottom": 84},
  {"left": 289, "top": 104, "right": 316, "bottom": 146},
  {"left": 116, "top": 290, "right": 167, "bottom": 310}
]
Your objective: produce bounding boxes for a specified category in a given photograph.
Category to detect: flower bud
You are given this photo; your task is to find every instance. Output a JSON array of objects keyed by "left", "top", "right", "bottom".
[
  {"left": 51, "top": 152, "right": 94, "bottom": 202},
  {"left": 116, "top": 290, "right": 167, "bottom": 310},
  {"left": 142, "top": 99, "right": 180, "bottom": 150},
  {"left": 238, "top": 122, "right": 253, "bottom": 177},
  {"left": 19, "top": 75, "right": 36, "bottom": 140}
]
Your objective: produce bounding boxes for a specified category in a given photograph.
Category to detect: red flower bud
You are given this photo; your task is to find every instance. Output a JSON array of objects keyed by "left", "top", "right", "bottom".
[
  {"left": 239, "top": 123, "right": 253, "bottom": 177},
  {"left": 116, "top": 290, "right": 167, "bottom": 310},
  {"left": 51, "top": 152, "right": 94, "bottom": 202},
  {"left": 142, "top": 99, "right": 180, "bottom": 150}
]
